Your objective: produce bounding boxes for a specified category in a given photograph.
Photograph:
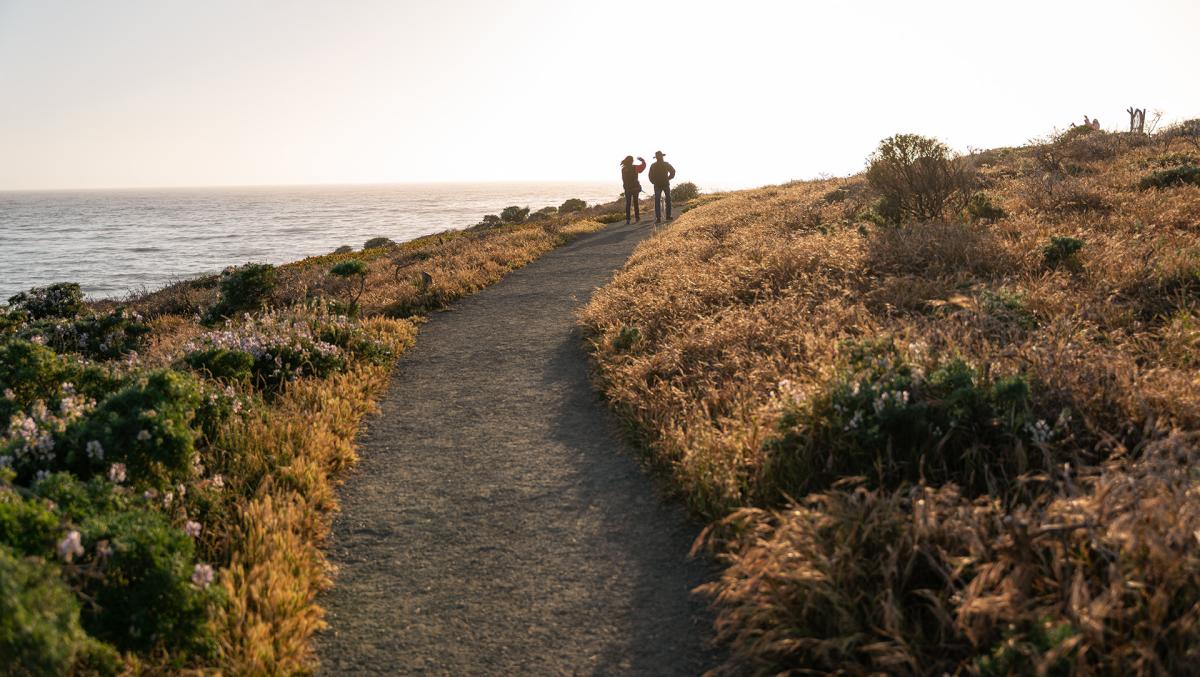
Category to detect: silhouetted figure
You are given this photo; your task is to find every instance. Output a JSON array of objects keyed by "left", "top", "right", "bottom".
[
  {"left": 1083, "top": 115, "right": 1091, "bottom": 128},
  {"left": 1091, "top": 117, "right": 1100, "bottom": 130},
  {"left": 648, "top": 151, "right": 676, "bottom": 223},
  {"left": 621, "top": 155, "right": 646, "bottom": 224}
]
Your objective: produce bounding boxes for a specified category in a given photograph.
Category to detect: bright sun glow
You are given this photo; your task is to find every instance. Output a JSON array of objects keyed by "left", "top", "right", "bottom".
[{"left": 1, "top": 0, "right": 1197, "bottom": 191}]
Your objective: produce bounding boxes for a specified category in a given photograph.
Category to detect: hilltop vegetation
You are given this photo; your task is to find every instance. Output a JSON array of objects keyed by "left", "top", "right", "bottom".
[
  {"left": 0, "top": 205, "right": 612, "bottom": 672},
  {"left": 580, "top": 121, "right": 1200, "bottom": 674}
]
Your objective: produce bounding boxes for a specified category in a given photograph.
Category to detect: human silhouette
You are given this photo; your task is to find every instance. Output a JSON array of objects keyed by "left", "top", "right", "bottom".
[
  {"left": 620, "top": 155, "right": 646, "bottom": 224},
  {"left": 648, "top": 151, "right": 676, "bottom": 223}
]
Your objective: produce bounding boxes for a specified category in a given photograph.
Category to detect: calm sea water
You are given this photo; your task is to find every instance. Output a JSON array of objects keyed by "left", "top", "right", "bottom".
[{"left": 0, "top": 182, "right": 617, "bottom": 300}]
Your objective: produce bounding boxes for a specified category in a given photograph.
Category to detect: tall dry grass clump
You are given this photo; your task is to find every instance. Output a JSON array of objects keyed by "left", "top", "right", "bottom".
[{"left": 580, "top": 126, "right": 1200, "bottom": 672}]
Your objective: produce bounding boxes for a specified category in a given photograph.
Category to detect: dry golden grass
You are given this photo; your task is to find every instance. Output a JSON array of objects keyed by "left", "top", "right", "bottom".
[
  {"left": 581, "top": 129, "right": 1200, "bottom": 672},
  {"left": 109, "top": 210, "right": 612, "bottom": 672},
  {"left": 134, "top": 215, "right": 609, "bottom": 320}
]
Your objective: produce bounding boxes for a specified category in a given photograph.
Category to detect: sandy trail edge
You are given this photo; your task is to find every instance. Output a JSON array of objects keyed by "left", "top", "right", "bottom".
[{"left": 316, "top": 218, "right": 715, "bottom": 675}]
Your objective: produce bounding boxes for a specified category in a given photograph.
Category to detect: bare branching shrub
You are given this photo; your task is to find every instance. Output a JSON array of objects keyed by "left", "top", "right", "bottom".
[{"left": 865, "top": 134, "right": 974, "bottom": 223}]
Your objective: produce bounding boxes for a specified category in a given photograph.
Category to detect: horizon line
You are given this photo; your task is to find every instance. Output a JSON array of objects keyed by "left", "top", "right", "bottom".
[{"left": 0, "top": 178, "right": 636, "bottom": 194}]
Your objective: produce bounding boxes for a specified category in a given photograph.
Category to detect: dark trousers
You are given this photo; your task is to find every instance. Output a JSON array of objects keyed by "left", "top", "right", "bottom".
[
  {"left": 624, "top": 191, "right": 639, "bottom": 222},
  {"left": 654, "top": 183, "right": 672, "bottom": 221}
]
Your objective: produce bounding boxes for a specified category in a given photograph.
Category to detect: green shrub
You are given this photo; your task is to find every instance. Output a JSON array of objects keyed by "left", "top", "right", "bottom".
[
  {"left": 1138, "top": 164, "right": 1200, "bottom": 190},
  {"left": 866, "top": 134, "right": 973, "bottom": 223},
  {"left": 187, "top": 310, "right": 352, "bottom": 393},
  {"left": 671, "top": 182, "right": 700, "bottom": 202},
  {"left": 0, "top": 484, "right": 59, "bottom": 555},
  {"left": 596, "top": 212, "right": 626, "bottom": 224},
  {"left": 966, "top": 192, "right": 1007, "bottom": 222},
  {"left": 479, "top": 214, "right": 503, "bottom": 228},
  {"left": 25, "top": 474, "right": 218, "bottom": 659},
  {"left": 330, "top": 259, "right": 369, "bottom": 316},
  {"left": 7, "top": 283, "right": 86, "bottom": 320},
  {"left": 362, "top": 237, "right": 395, "bottom": 250},
  {"left": 64, "top": 369, "right": 201, "bottom": 489},
  {"left": 0, "top": 544, "right": 120, "bottom": 676},
  {"left": 500, "top": 205, "right": 530, "bottom": 224},
  {"left": 0, "top": 339, "right": 71, "bottom": 422},
  {"left": 205, "top": 263, "right": 277, "bottom": 322},
  {"left": 559, "top": 198, "right": 587, "bottom": 213},
  {"left": 860, "top": 195, "right": 903, "bottom": 226},
  {"left": 78, "top": 506, "right": 217, "bottom": 657},
  {"left": 1042, "top": 236, "right": 1084, "bottom": 268},
  {"left": 22, "top": 308, "right": 151, "bottom": 360},
  {"left": 766, "top": 339, "right": 1045, "bottom": 498},
  {"left": 183, "top": 348, "right": 255, "bottom": 382},
  {"left": 612, "top": 326, "right": 640, "bottom": 351},
  {"left": 333, "top": 245, "right": 354, "bottom": 254}
]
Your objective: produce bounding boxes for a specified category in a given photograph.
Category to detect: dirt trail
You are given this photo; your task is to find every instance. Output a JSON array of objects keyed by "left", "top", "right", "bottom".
[{"left": 317, "top": 218, "right": 715, "bottom": 675}]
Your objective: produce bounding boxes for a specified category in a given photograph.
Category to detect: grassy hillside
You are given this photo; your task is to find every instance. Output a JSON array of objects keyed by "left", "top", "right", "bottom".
[
  {"left": 0, "top": 206, "right": 612, "bottom": 673},
  {"left": 580, "top": 123, "right": 1200, "bottom": 674}
]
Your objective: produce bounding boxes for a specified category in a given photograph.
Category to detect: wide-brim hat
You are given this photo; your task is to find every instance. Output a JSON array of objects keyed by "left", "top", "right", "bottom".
[{"left": 654, "top": 151, "right": 666, "bottom": 158}]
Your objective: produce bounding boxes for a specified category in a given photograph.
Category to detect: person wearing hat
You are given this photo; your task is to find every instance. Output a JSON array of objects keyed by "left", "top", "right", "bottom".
[
  {"left": 647, "top": 151, "right": 676, "bottom": 223},
  {"left": 620, "top": 155, "right": 646, "bottom": 224}
]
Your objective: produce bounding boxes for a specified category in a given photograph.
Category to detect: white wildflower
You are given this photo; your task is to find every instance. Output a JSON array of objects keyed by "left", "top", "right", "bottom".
[
  {"left": 86, "top": 440, "right": 104, "bottom": 460},
  {"left": 191, "top": 563, "right": 214, "bottom": 588},
  {"left": 184, "top": 520, "right": 202, "bottom": 537},
  {"left": 107, "top": 462, "right": 126, "bottom": 483},
  {"left": 57, "top": 530, "right": 84, "bottom": 562},
  {"left": 136, "top": 429, "right": 151, "bottom": 441}
]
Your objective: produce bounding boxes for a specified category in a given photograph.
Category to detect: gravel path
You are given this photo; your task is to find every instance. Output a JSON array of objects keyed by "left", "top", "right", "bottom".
[{"left": 317, "top": 219, "right": 715, "bottom": 675}]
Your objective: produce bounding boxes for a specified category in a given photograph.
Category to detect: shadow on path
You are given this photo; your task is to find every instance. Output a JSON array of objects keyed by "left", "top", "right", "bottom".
[{"left": 316, "top": 220, "right": 715, "bottom": 675}]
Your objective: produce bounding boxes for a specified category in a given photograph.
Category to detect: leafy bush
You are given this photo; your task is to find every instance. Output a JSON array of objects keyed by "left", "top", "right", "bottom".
[
  {"left": 473, "top": 214, "right": 503, "bottom": 229},
  {"left": 7, "top": 283, "right": 86, "bottom": 320},
  {"left": 183, "top": 347, "right": 255, "bottom": 382},
  {"left": 965, "top": 192, "right": 1006, "bottom": 222},
  {"left": 1138, "top": 164, "right": 1200, "bottom": 190},
  {"left": 77, "top": 504, "right": 217, "bottom": 657},
  {"left": 1042, "top": 235, "right": 1084, "bottom": 268},
  {"left": 866, "top": 134, "right": 973, "bottom": 223},
  {"left": 559, "top": 198, "right": 586, "bottom": 213},
  {"left": 0, "top": 339, "right": 72, "bottom": 423},
  {"left": 671, "top": 181, "right": 700, "bottom": 202},
  {"left": 500, "top": 205, "right": 530, "bottom": 224},
  {"left": 0, "top": 484, "right": 59, "bottom": 554},
  {"left": 205, "top": 263, "right": 277, "bottom": 322},
  {"left": 186, "top": 308, "right": 352, "bottom": 392},
  {"left": 527, "top": 206, "right": 559, "bottom": 222},
  {"left": 63, "top": 370, "right": 202, "bottom": 489},
  {"left": 332, "top": 245, "right": 354, "bottom": 254},
  {"left": 766, "top": 339, "right": 1047, "bottom": 498},
  {"left": 21, "top": 308, "right": 151, "bottom": 360},
  {"left": 330, "top": 259, "right": 369, "bottom": 315},
  {"left": 362, "top": 237, "right": 395, "bottom": 250},
  {"left": 0, "top": 544, "right": 119, "bottom": 676}
]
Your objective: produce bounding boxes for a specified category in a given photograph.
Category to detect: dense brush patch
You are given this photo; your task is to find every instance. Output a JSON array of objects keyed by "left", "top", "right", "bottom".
[
  {"left": 1, "top": 209, "right": 610, "bottom": 672},
  {"left": 580, "top": 126, "right": 1200, "bottom": 673}
]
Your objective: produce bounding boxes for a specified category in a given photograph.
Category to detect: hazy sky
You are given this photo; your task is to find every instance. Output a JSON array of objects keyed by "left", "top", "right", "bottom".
[{"left": 2, "top": 0, "right": 1198, "bottom": 191}]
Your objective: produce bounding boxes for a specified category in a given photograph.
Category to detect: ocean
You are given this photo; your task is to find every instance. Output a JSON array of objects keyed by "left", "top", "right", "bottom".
[{"left": 0, "top": 181, "right": 617, "bottom": 300}]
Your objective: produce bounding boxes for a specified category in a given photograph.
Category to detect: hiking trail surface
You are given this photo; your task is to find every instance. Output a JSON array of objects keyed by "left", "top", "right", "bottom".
[{"left": 317, "top": 218, "right": 716, "bottom": 675}]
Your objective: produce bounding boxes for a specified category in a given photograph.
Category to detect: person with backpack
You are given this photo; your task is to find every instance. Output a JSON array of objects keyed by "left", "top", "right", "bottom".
[
  {"left": 620, "top": 155, "right": 647, "bottom": 224},
  {"left": 648, "top": 150, "right": 676, "bottom": 223}
]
